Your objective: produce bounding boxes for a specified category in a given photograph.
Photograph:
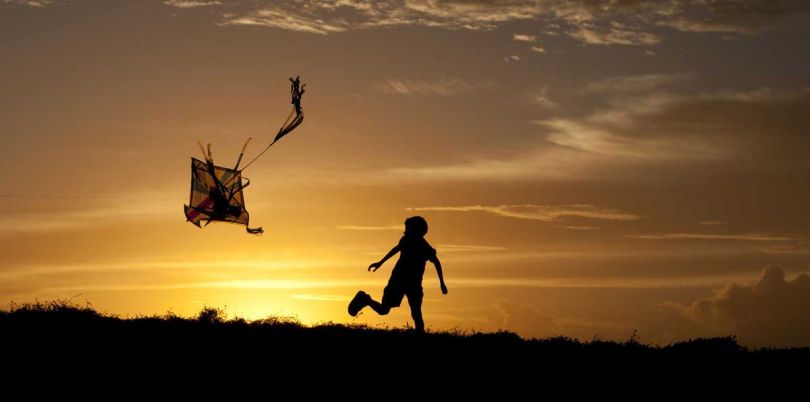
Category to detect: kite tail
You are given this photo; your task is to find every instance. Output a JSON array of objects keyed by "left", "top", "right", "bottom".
[
  {"left": 246, "top": 226, "right": 264, "bottom": 235},
  {"left": 240, "top": 76, "right": 306, "bottom": 172},
  {"left": 275, "top": 76, "right": 305, "bottom": 143}
]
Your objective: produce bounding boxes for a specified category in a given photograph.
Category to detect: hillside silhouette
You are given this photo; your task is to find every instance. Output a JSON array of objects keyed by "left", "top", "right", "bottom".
[{"left": 2, "top": 300, "right": 807, "bottom": 383}]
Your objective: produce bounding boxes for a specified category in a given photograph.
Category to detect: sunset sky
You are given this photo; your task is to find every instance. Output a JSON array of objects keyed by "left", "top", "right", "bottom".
[{"left": 2, "top": 0, "right": 809, "bottom": 347}]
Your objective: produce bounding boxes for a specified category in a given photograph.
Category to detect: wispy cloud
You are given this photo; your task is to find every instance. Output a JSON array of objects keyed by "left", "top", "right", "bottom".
[
  {"left": 30, "top": 276, "right": 748, "bottom": 294},
  {"left": 627, "top": 233, "right": 793, "bottom": 242},
  {"left": 3, "top": 0, "right": 56, "bottom": 7},
  {"left": 540, "top": 117, "right": 726, "bottom": 161},
  {"left": 531, "top": 46, "right": 546, "bottom": 53},
  {"left": 658, "top": 18, "right": 757, "bottom": 34},
  {"left": 0, "top": 195, "right": 178, "bottom": 234},
  {"left": 556, "top": 225, "right": 598, "bottom": 230},
  {"left": 757, "top": 242, "right": 810, "bottom": 255},
  {"left": 291, "top": 294, "right": 347, "bottom": 302},
  {"left": 14, "top": 1, "right": 806, "bottom": 45},
  {"left": 437, "top": 244, "right": 508, "bottom": 253},
  {"left": 512, "top": 33, "right": 536, "bottom": 42},
  {"left": 219, "top": 8, "right": 348, "bottom": 34},
  {"left": 408, "top": 204, "right": 639, "bottom": 222},
  {"left": 530, "top": 87, "right": 557, "bottom": 109},
  {"left": 377, "top": 78, "right": 495, "bottom": 97},
  {"left": 394, "top": 87, "right": 810, "bottom": 182},
  {"left": 163, "top": 0, "right": 221, "bottom": 9},
  {"left": 208, "top": 1, "right": 805, "bottom": 43},
  {"left": 336, "top": 224, "right": 402, "bottom": 231},
  {"left": 0, "top": 260, "right": 342, "bottom": 279},
  {"left": 582, "top": 73, "right": 695, "bottom": 94},
  {"left": 570, "top": 24, "right": 661, "bottom": 46}
]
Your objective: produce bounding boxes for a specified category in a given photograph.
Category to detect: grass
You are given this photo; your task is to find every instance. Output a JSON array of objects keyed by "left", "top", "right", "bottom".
[{"left": 1, "top": 299, "right": 807, "bottom": 376}]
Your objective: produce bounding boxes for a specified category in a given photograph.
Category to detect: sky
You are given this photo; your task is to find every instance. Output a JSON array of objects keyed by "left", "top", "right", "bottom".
[{"left": 1, "top": 0, "right": 809, "bottom": 347}]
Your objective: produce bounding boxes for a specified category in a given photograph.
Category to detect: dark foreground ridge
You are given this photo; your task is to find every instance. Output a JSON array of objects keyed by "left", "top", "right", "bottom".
[{"left": 2, "top": 301, "right": 807, "bottom": 381}]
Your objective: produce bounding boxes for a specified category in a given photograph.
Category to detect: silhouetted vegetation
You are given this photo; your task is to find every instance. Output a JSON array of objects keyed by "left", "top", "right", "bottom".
[{"left": 2, "top": 300, "right": 807, "bottom": 379}]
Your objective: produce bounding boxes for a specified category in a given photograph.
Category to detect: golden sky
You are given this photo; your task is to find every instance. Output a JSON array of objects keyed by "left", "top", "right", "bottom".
[{"left": 2, "top": 0, "right": 810, "bottom": 347}]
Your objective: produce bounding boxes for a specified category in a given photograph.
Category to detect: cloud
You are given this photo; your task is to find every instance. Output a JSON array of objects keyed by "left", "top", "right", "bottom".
[
  {"left": 512, "top": 33, "right": 536, "bottom": 42},
  {"left": 0, "top": 259, "right": 337, "bottom": 279},
  {"left": 291, "top": 294, "right": 347, "bottom": 302},
  {"left": 530, "top": 45, "right": 546, "bottom": 53},
  {"left": 377, "top": 78, "right": 495, "bottom": 96},
  {"left": 393, "top": 87, "right": 810, "bottom": 181},
  {"left": 699, "top": 221, "right": 727, "bottom": 226},
  {"left": 530, "top": 87, "right": 556, "bottom": 109},
  {"left": 556, "top": 225, "right": 598, "bottom": 230},
  {"left": 157, "top": 0, "right": 810, "bottom": 45},
  {"left": 582, "top": 73, "right": 695, "bottom": 94},
  {"left": 12, "top": 1, "right": 805, "bottom": 45},
  {"left": 540, "top": 117, "right": 726, "bottom": 161},
  {"left": 12, "top": 1, "right": 808, "bottom": 44},
  {"left": 570, "top": 24, "right": 661, "bottom": 46},
  {"left": 658, "top": 18, "right": 756, "bottom": 34},
  {"left": 437, "top": 244, "right": 508, "bottom": 253},
  {"left": 219, "top": 8, "right": 349, "bottom": 34},
  {"left": 408, "top": 204, "right": 639, "bottom": 222},
  {"left": 627, "top": 233, "right": 794, "bottom": 242},
  {"left": 504, "top": 55, "right": 521, "bottom": 63},
  {"left": 3, "top": 0, "right": 55, "bottom": 7},
  {"left": 336, "top": 224, "right": 402, "bottom": 231},
  {"left": 680, "top": 265, "right": 810, "bottom": 347},
  {"left": 390, "top": 145, "right": 602, "bottom": 181},
  {"left": 162, "top": 0, "right": 221, "bottom": 9},
  {"left": 0, "top": 196, "right": 178, "bottom": 235},
  {"left": 756, "top": 241, "right": 810, "bottom": 255}
]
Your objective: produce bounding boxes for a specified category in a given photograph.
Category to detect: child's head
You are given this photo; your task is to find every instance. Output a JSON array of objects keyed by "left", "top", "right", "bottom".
[{"left": 404, "top": 216, "right": 428, "bottom": 237}]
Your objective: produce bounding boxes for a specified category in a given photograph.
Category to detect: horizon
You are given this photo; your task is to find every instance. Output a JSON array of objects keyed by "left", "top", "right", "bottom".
[{"left": 1, "top": 0, "right": 809, "bottom": 348}]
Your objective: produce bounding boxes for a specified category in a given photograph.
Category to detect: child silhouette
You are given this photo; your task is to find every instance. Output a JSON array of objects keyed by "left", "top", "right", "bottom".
[{"left": 348, "top": 216, "right": 447, "bottom": 333}]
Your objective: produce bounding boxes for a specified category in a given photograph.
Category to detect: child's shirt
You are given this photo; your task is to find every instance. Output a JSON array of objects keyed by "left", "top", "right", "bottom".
[{"left": 390, "top": 235, "right": 436, "bottom": 288}]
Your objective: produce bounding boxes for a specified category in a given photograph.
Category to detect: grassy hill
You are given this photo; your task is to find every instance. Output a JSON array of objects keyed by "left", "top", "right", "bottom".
[{"left": 2, "top": 300, "right": 807, "bottom": 381}]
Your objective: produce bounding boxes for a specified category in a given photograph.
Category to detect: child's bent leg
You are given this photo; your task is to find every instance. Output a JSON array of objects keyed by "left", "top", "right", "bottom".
[
  {"left": 367, "top": 298, "right": 391, "bottom": 315},
  {"left": 369, "top": 285, "right": 403, "bottom": 316},
  {"left": 367, "top": 299, "right": 391, "bottom": 315}
]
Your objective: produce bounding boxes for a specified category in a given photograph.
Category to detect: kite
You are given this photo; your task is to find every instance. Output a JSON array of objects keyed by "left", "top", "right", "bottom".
[{"left": 184, "top": 76, "right": 306, "bottom": 234}]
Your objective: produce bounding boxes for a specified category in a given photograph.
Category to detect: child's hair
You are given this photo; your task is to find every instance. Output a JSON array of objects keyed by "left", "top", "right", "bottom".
[{"left": 404, "top": 216, "right": 428, "bottom": 237}]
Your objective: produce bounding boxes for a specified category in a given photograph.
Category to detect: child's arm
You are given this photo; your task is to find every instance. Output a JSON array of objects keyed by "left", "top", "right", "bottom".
[
  {"left": 368, "top": 244, "right": 401, "bottom": 272},
  {"left": 430, "top": 255, "right": 448, "bottom": 294}
]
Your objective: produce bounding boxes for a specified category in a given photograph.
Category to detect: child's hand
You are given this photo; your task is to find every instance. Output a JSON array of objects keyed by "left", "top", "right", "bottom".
[
  {"left": 440, "top": 282, "right": 448, "bottom": 295},
  {"left": 368, "top": 262, "right": 382, "bottom": 272}
]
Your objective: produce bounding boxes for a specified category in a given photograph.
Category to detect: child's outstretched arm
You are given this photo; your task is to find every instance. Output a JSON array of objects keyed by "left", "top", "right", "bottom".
[
  {"left": 368, "top": 244, "right": 401, "bottom": 272},
  {"left": 430, "top": 255, "right": 448, "bottom": 294}
]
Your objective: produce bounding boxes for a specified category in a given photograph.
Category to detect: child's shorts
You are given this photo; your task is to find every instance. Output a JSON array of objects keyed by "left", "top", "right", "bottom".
[{"left": 381, "top": 282, "right": 423, "bottom": 308}]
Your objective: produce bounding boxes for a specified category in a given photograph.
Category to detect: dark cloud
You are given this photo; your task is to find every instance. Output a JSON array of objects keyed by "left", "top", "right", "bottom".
[{"left": 684, "top": 265, "right": 810, "bottom": 347}]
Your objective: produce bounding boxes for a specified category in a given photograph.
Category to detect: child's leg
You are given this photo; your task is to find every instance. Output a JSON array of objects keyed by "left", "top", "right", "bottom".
[
  {"left": 407, "top": 289, "right": 424, "bottom": 333},
  {"left": 367, "top": 284, "right": 404, "bottom": 316},
  {"left": 366, "top": 298, "right": 391, "bottom": 315}
]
